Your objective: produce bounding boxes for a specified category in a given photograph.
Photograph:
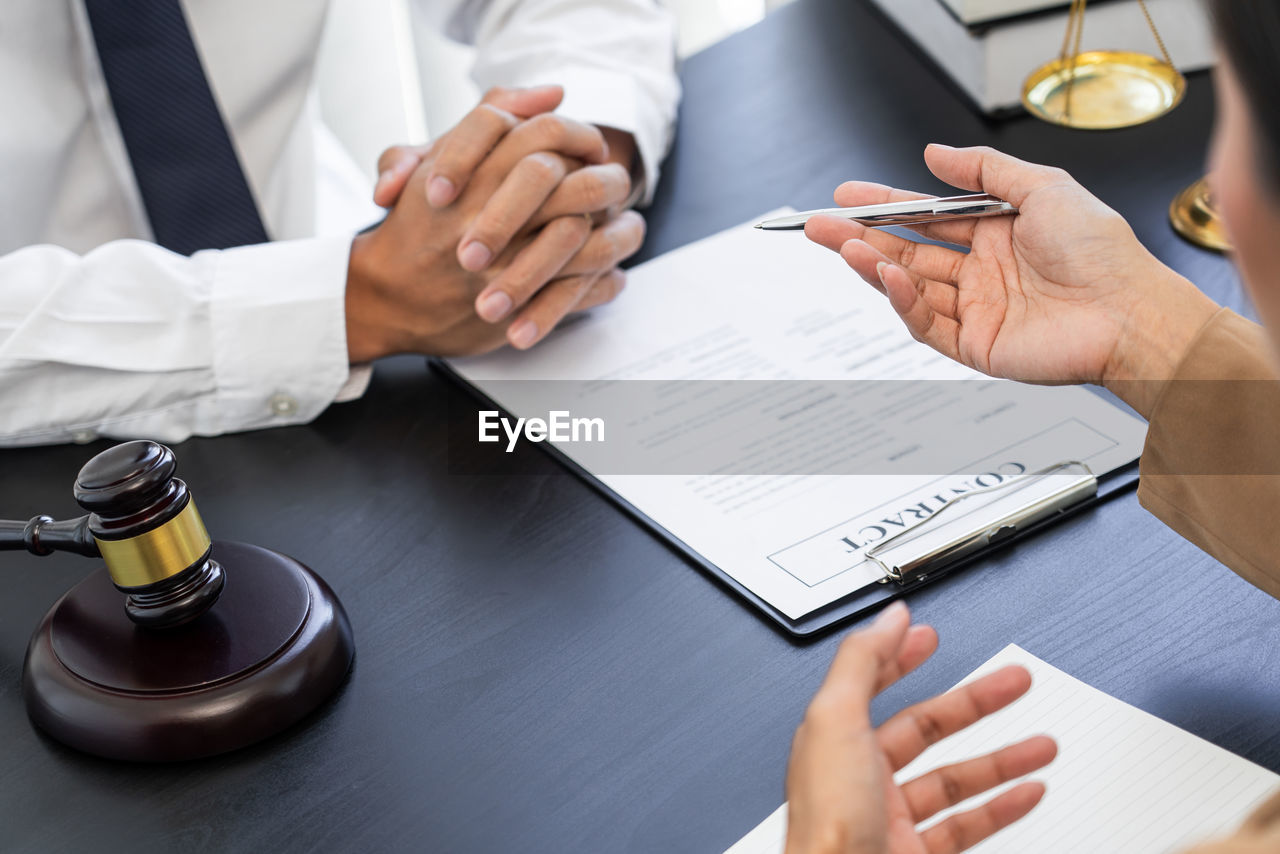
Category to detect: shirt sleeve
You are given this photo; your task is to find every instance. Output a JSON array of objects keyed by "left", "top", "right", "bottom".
[
  {"left": 421, "top": 0, "right": 680, "bottom": 205},
  {"left": 1136, "top": 308, "right": 1280, "bottom": 599},
  {"left": 0, "top": 235, "right": 358, "bottom": 447}
]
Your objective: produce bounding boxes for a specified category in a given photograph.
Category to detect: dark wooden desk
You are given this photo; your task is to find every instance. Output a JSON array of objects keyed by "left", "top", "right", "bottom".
[{"left": 3, "top": 1, "right": 1278, "bottom": 851}]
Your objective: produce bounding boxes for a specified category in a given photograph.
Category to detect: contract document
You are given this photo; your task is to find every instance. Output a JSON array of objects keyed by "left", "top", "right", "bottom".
[
  {"left": 726, "top": 645, "right": 1280, "bottom": 854},
  {"left": 446, "top": 212, "right": 1146, "bottom": 623}
]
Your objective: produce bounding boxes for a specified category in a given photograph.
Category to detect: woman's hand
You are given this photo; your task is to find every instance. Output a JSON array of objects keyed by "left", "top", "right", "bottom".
[
  {"left": 805, "top": 145, "right": 1220, "bottom": 416},
  {"left": 784, "top": 602, "right": 1056, "bottom": 854}
]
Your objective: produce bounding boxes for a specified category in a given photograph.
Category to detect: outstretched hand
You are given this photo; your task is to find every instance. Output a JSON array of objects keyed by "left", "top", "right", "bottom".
[
  {"left": 805, "top": 145, "right": 1219, "bottom": 416},
  {"left": 784, "top": 602, "right": 1056, "bottom": 854}
]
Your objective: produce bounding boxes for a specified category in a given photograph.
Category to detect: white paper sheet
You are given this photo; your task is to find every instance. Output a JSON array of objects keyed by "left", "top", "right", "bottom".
[
  {"left": 448, "top": 213, "right": 1147, "bottom": 619},
  {"left": 726, "top": 645, "right": 1280, "bottom": 854}
]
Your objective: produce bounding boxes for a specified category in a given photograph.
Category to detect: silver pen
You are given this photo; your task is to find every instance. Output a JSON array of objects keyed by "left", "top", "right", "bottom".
[{"left": 754, "top": 193, "right": 1017, "bottom": 230}]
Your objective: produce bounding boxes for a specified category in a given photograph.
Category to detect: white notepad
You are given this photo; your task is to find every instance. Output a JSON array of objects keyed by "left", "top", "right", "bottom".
[{"left": 728, "top": 645, "right": 1280, "bottom": 854}]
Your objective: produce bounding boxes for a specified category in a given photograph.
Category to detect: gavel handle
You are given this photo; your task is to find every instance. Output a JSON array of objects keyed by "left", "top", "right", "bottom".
[{"left": 0, "top": 516, "right": 100, "bottom": 557}]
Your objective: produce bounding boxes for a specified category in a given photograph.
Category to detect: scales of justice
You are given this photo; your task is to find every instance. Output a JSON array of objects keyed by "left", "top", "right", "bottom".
[{"left": 1020, "top": 0, "right": 1229, "bottom": 252}]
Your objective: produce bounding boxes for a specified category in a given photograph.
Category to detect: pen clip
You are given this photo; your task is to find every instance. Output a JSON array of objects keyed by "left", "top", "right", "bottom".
[
  {"left": 929, "top": 201, "right": 1007, "bottom": 217},
  {"left": 847, "top": 195, "right": 1014, "bottom": 227},
  {"left": 753, "top": 194, "right": 1017, "bottom": 230}
]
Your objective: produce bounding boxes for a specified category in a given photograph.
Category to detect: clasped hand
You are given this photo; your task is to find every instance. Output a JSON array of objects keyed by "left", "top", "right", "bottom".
[{"left": 346, "top": 85, "right": 644, "bottom": 361}]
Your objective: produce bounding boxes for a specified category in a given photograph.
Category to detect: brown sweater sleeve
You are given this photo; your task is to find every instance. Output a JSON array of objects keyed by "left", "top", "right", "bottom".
[
  {"left": 1136, "top": 308, "right": 1280, "bottom": 600},
  {"left": 1183, "top": 790, "right": 1280, "bottom": 853},
  {"left": 1120, "top": 310, "right": 1280, "bottom": 851}
]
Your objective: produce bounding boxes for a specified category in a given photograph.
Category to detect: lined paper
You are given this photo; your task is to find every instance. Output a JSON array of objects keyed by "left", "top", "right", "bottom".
[{"left": 727, "top": 645, "right": 1279, "bottom": 854}]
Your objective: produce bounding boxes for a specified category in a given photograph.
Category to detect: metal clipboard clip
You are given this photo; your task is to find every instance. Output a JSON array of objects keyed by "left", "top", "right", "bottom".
[{"left": 866, "top": 461, "right": 1097, "bottom": 585}]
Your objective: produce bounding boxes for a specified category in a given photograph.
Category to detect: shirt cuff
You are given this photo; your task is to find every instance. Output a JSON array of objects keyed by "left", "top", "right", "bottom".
[
  {"left": 202, "top": 235, "right": 357, "bottom": 433},
  {"left": 499, "top": 66, "right": 676, "bottom": 207},
  {"left": 336, "top": 364, "right": 373, "bottom": 402}
]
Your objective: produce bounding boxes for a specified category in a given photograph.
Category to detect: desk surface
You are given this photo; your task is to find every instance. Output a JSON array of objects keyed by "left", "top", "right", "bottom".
[{"left": 4, "top": 1, "right": 1279, "bottom": 852}]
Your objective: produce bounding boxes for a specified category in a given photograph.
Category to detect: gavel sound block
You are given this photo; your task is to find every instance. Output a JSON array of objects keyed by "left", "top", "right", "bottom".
[{"left": 1, "top": 441, "right": 354, "bottom": 762}]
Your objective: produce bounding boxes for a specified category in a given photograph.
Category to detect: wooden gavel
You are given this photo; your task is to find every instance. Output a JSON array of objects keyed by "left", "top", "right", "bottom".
[
  {"left": 0, "top": 440, "right": 224, "bottom": 628},
  {"left": 3, "top": 440, "right": 354, "bottom": 762}
]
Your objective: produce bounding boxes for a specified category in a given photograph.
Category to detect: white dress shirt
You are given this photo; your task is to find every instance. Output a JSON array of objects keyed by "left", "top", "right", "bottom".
[{"left": 0, "top": 0, "right": 679, "bottom": 446}]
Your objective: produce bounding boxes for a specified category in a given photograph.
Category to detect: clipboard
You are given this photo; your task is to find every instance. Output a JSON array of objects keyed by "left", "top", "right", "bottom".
[{"left": 432, "top": 359, "right": 1140, "bottom": 638}]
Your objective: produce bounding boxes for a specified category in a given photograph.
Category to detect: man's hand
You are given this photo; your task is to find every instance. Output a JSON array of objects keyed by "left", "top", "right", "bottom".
[
  {"left": 805, "top": 145, "right": 1221, "bottom": 417},
  {"left": 346, "top": 94, "right": 644, "bottom": 360},
  {"left": 373, "top": 87, "right": 638, "bottom": 278},
  {"left": 374, "top": 87, "right": 638, "bottom": 211},
  {"left": 784, "top": 602, "right": 1056, "bottom": 854}
]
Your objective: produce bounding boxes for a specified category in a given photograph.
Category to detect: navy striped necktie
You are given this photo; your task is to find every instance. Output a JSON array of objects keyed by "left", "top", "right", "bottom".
[{"left": 83, "top": 0, "right": 270, "bottom": 255}]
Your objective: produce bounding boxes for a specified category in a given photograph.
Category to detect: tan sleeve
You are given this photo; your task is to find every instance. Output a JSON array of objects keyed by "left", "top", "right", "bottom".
[
  {"left": 1137, "top": 308, "right": 1280, "bottom": 600},
  {"left": 1182, "top": 790, "right": 1280, "bottom": 853},
  {"left": 1139, "top": 314, "right": 1280, "bottom": 850}
]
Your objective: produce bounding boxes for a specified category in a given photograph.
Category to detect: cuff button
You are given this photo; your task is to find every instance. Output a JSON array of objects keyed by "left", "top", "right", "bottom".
[{"left": 268, "top": 393, "right": 299, "bottom": 417}]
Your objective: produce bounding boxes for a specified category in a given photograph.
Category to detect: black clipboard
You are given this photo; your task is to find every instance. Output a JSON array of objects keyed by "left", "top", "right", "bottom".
[{"left": 433, "top": 358, "right": 1140, "bottom": 638}]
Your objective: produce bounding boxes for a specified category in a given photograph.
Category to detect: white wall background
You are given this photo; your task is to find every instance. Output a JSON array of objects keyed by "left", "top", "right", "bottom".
[{"left": 315, "top": 0, "right": 798, "bottom": 182}]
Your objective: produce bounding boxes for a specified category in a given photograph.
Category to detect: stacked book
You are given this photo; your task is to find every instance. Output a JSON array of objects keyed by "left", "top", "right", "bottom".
[{"left": 865, "top": 0, "right": 1215, "bottom": 115}]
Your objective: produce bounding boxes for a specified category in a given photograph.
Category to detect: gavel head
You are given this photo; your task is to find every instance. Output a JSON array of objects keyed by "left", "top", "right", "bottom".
[{"left": 74, "top": 441, "right": 224, "bottom": 629}]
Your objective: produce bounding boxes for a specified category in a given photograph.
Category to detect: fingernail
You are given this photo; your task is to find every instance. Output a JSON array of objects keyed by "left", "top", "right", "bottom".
[
  {"left": 876, "top": 261, "right": 889, "bottom": 281},
  {"left": 928, "top": 143, "right": 956, "bottom": 151},
  {"left": 874, "top": 601, "right": 908, "bottom": 628},
  {"left": 509, "top": 320, "right": 538, "bottom": 349},
  {"left": 459, "top": 241, "right": 493, "bottom": 272},
  {"left": 427, "top": 176, "right": 456, "bottom": 207},
  {"left": 477, "top": 290, "right": 513, "bottom": 322},
  {"left": 373, "top": 170, "right": 390, "bottom": 200}
]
